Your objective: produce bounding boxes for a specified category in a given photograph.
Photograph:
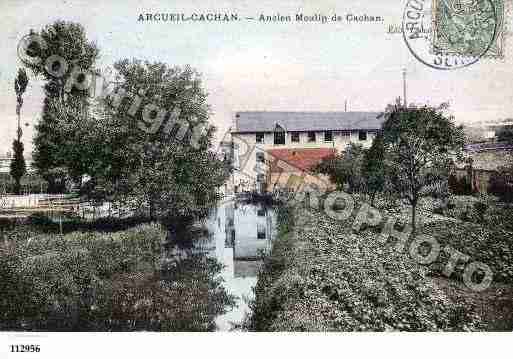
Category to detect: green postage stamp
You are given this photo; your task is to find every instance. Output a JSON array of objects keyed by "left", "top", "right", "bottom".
[{"left": 432, "top": 0, "right": 505, "bottom": 58}]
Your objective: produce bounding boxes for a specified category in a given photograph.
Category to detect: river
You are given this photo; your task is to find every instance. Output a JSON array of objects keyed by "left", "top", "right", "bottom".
[{"left": 192, "top": 198, "right": 277, "bottom": 331}]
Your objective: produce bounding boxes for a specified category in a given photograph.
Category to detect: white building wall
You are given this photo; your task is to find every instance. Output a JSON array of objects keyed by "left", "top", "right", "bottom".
[{"left": 230, "top": 130, "right": 377, "bottom": 192}]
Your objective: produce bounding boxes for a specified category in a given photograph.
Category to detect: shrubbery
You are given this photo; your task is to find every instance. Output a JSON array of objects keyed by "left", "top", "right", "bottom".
[
  {"left": 432, "top": 196, "right": 488, "bottom": 223},
  {"left": 24, "top": 213, "right": 156, "bottom": 234},
  {"left": 247, "top": 205, "right": 481, "bottom": 331},
  {"left": 0, "top": 224, "right": 235, "bottom": 331},
  {"left": 448, "top": 174, "right": 473, "bottom": 196},
  {"left": 0, "top": 173, "right": 49, "bottom": 194},
  {"left": 489, "top": 166, "right": 513, "bottom": 203},
  {"left": 424, "top": 220, "right": 513, "bottom": 284}
]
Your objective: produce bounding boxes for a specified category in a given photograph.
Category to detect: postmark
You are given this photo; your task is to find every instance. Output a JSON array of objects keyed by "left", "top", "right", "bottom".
[{"left": 403, "top": 0, "right": 505, "bottom": 70}]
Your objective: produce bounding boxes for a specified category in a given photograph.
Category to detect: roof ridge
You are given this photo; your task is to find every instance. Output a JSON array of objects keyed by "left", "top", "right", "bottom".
[{"left": 234, "top": 111, "right": 385, "bottom": 133}]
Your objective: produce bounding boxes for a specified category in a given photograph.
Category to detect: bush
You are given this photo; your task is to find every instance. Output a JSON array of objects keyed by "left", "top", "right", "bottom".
[
  {"left": 0, "top": 173, "right": 49, "bottom": 194},
  {"left": 247, "top": 206, "right": 481, "bottom": 331},
  {"left": 424, "top": 220, "right": 513, "bottom": 284},
  {"left": 27, "top": 213, "right": 55, "bottom": 227},
  {"left": 448, "top": 174, "right": 472, "bottom": 195},
  {"left": 473, "top": 201, "right": 489, "bottom": 223},
  {"left": 0, "top": 224, "right": 235, "bottom": 331},
  {"left": 313, "top": 144, "right": 366, "bottom": 193},
  {"left": 432, "top": 196, "right": 485, "bottom": 223},
  {"left": 489, "top": 166, "right": 513, "bottom": 203},
  {"left": 22, "top": 214, "right": 153, "bottom": 234},
  {"left": 488, "top": 205, "right": 513, "bottom": 232}
]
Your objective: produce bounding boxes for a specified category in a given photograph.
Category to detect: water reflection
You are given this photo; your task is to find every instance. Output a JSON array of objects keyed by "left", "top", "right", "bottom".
[
  {"left": 162, "top": 199, "right": 276, "bottom": 330},
  {"left": 199, "top": 200, "right": 276, "bottom": 330}
]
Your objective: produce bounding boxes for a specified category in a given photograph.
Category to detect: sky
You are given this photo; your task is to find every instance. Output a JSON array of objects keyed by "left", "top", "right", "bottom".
[{"left": 1, "top": 0, "right": 512, "bottom": 156}]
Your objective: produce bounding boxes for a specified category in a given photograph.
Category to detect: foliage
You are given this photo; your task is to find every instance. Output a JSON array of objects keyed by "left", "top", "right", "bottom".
[
  {"left": 63, "top": 60, "right": 230, "bottom": 228},
  {"left": 0, "top": 224, "right": 235, "bottom": 331},
  {"left": 496, "top": 124, "right": 513, "bottom": 144},
  {"left": 14, "top": 68, "right": 29, "bottom": 98},
  {"left": 313, "top": 143, "right": 366, "bottom": 193},
  {"left": 424, "top": 220, "right": 513, "bottom": 284},
  {"left": 10, "top": 68, "right": 30, "bottom": 194},
  {"left": 247, "top": 205, "right": 481, "bottom": 331},
  {"left": 487, "top": 203, "right": 513, "bottom": 232},
  {"left": 381, "top": 104, "right": 465, "bottom": 232},
  {"left": 361, "top": 135, "right": 386, "bottom": 205},
  {"left": 488, "top": 165, "right": 513, "bottom": 203},
  {"left": 24, "top": 214, "right": 154, "bottom": 234},
  {"left": 448, "top": 173, "right": 472, "bottom": 195},
  {"left": 246, "top": 203, "right": 297, "bottom": 331},
  {"left": 28, "top": 21, "right": 99, "bottom": 192},
  {"left": 21, "top": 21, "right": 99, "bottom": 94},
  {"left": 9, "top": 140, "right": 26, "bottom": 194},
  {"left": 0, "top": 172, "right": 48, "bottom": 194},
  {"left": 27, "top": 21, "right": 229, "bottom": 227},
  {"left": 473, "top": 201, "right": 489, "bottom": 223},
  {"left": 32, "top": 96, "right": 71, "bottom": 193}
]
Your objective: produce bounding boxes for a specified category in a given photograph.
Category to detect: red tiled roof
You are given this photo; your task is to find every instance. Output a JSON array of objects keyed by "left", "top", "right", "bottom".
[{"left": 267, "top": 148, "right": 336, "bottom": 172}]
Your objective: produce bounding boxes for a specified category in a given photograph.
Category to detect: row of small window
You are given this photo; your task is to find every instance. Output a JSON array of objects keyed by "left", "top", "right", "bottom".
[{"left": 256, "top": 130, "right": 368, "bottom": 145}]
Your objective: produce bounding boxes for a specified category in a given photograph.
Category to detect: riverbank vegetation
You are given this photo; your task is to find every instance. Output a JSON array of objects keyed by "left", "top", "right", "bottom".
[
  {"left": 0, "top": 173, "right": 48, "bottom": 195},
  {"left": 247, "top": 103, "right": 512, "bottom": 331},
  {"left": 1, "top": 19, "right": 237, "bottom": 332},
  {"left": 0, "top": 220, "right": 235, "bottom": 331},
  {"left": 246, "top": 194, "right": 513, "bottom": 331},
  {"left": 19, "top": 20, "right": 231, "bottom": 232}
]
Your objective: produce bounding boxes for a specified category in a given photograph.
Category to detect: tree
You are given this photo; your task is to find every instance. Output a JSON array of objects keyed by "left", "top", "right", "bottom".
[
  {"left": 65, "top": 59, "right": 230, "bottom": 234},
  {"left": 314, "top": 143, "right": 366, "bottom": 193},
  {"left": 26, "top": 21, "right": 99, "bottom": 192},
  {"left": 111, "top": 60, "right": 230, "bottom": 229},
  {"left": 10, "top": 141, "right": 26, "bottom": 195},
  {"left": 448, "top": 173, "right": 472, "bottom": 195},
  {"left": 381, "top": 104, "right": 465, "bottom": 233},
  {"left": 496, "top": 124, "right": 513, "bottom": 144},
  {"left": 10, "top": 69, "right": 29, "bottom": 194},
  {"left": 488, "top": 165, "right": 513, "bottom": 203},
  {"left": 32, "top": 94, "right": 68, "bottom": 193},
  {"left": 361, "top": 134, "right": 385, "bottom": 205}
]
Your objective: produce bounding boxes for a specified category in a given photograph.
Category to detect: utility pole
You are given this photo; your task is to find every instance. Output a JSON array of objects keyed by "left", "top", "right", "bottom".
[
  {"left": 345, "top": 99, "right": 348, "bottom": 112},
  {"left": 402, "top": 68, "right": 407, "bottom": 107}
]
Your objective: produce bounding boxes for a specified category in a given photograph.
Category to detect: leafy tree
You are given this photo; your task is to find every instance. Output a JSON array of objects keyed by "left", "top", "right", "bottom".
[
  {"left": 10, "top": 69, "right": 29, "bottom": 194},
  {"left": 314, "top": 143, "right": 366, "bottom": 193},
  {"left": 448, "top": 173, "right": 472, "bottom": 195},
  {"left": 25, "top": 21, "right": 99, "bottom": 192},
  {"left": 361, "top": 134, "right": 385, "bottom": 205},
  {"left": 21, "top": 21, "right": 99, "bottom": 97},
  {"left": 313, "top": 153, "right": 344, "bottom": 190},
  {"left": 65, "top": 59, "right": 230, "bottom": 233},
  {"left": 488, "top": 165, "right": 513, "bottom": 203},
  {"left": 10, "top": 141, "right": 26, "bottom": 195},
  {"left": 496, "top": 124, "right": 513, "bottom": 144},
  {"left": 113, "top": 60, "right": 230, "bottom": 229},
  {"left": 32, "top": 94, "right": 68, "bottom": 193},
  {"left": 381, "top": 104, "right": 465, "bottom": 233}
]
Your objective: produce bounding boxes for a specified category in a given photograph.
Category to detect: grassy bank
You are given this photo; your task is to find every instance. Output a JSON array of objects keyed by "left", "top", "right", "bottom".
[
  {"left": 0, "top": 222, "right": 235, "bottom": 331},
  {"left": 246, "top": 200, "right": 489, "bottom": 331}
]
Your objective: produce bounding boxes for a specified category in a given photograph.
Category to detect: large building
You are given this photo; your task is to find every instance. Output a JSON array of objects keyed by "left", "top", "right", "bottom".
[{"left": 229, "top": 111, "right": 384, "bottom": 192}]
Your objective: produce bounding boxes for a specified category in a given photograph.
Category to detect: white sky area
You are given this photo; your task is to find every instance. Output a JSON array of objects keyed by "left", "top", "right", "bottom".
[{"left": 1, "top": 0, "right": 513, "bottom": 156}]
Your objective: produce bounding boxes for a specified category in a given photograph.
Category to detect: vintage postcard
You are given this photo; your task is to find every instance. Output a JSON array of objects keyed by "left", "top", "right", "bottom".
[{"left": 0, "top": 0, "right": 512, "bottom": 357}]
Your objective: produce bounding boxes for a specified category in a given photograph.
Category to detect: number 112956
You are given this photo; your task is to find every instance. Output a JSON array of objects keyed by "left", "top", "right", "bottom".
[{"left": 10, "top": 345, "right": 41, "bottom": 353}]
